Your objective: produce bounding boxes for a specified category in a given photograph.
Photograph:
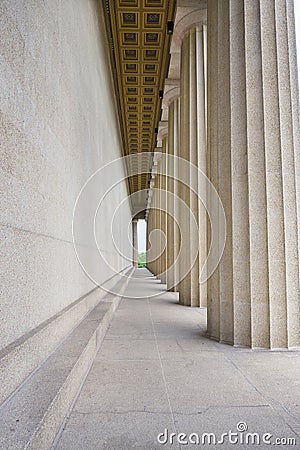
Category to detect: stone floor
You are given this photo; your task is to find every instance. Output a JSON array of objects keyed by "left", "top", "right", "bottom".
[{"left": 55, "top": 269, "right": 300, "bottom": 450}]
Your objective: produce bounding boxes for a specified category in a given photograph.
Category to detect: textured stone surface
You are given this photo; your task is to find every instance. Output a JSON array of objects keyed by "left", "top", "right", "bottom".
[
  {"left": 207, "top": 0, "right": 300, "bottom": 349},
  {"left": 0, "top": 286, "right": 100, "bottom": 406},
  {"left": 55, "top": 269, "right": 300, "bottom": 449},
  {"left": 0, "top": 270, "right": 131, "bottom": 450},
  {"left": 0, "top": 1, "right": 131, "bottom": 352}
]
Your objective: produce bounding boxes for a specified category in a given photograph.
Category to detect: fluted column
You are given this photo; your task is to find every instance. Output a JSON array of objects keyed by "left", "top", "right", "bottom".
[
  {"left": 207, "top": 1, "right": 220, "bottom": 340},
  {"left": 166, "top": 97, "right": 180, "bottom": 291},
  {"left": 160, "top": 137, "right": 168, "bottom": 285},
  {"left": 173, "top": 98, "right": 180, "bottom": 292},
  {"left": 178, "top": 26, "right": 207, "bottom": 307},
  {"left": 197, "top": 25, "right": 207, "bottom": 308},
  {"left": 166, "top": 106, "right": 174, "bottom": 291},
  {"left": 150, "top": 166, "right": 159, "bottom": 277},
  {"left": 217, "top": 2, "right": 234, "bottom": 345},
  {"left": 157, "top": 161, "right": 162, "bottom": 279},
  {"left": 287, "top": 1, "right": 300, "bottom": 270},
  {"left": 177, "top": 30, "right": 194, "bottom": 305},
  {"left": 154, "top": 168, "right": 160, "bottom": 277},
  {"left": 146, "top": 207, "right": 153, "bottom": 273},
  {"left": 146, "top": 214, "right": 149, "bottom": 270},
  {"left": 207, "top": 0, "right": 300, "bottom": 349},
  {"left": 132, "top": 219, "right": 138, "bottom": 268}
]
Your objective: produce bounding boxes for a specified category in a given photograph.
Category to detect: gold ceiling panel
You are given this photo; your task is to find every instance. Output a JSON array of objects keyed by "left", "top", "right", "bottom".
[{"left": 103, "top": 0, "right": 176, "bottom": 198}]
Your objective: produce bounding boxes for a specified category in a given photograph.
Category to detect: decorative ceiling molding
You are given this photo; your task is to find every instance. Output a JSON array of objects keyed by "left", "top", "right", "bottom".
[{"left": 103, "top": 0, "right": 176, "bottom": 201}]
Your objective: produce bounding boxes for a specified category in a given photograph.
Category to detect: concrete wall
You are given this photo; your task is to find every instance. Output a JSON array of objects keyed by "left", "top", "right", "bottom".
[{"left": 0, "top": 0, "right": 132, "bottom": 352}]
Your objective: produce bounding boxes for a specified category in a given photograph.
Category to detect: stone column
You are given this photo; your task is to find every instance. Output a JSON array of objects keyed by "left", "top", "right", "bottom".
[
  {"left": 160, "top": 136, "right": 168, "bottom": 285},
  {"left": 157, "top": 165, "right": 162, "bottom": 280},
  {"left": 197, "top": 25, "right": 208, "bottom": 308},
  {"left": 178, "top": 26, "right": 207, "bottom": 307},
  {"left": 166, "top": 106, "right": 174, "bottom": 291},
  {"left": 166, "top": 96, "right": 180, "bottom": 291},
  {"left": 155, "top": 159, "right": 162, "bottom": 279},
  {"left": 287, "top": 0, "right": 300, "bottom": 272},
  {"left": 132, "top": 219, "right": 138, "bottom": 268},
  {"left": 207, "top": 0, "right": 220, "bottom": 341},
  {"left": 177, "top": 29, "right": 194, "bottom": 305},
  {"left": 207, "top": 0, "right": 300, "bottom": 349},
  {"left": 146, "top": 214, "right": 149, "bottom": 270},
  {"left": 148, "top": 177, "right": 155, "bottom": 275},
  {"left": 146, "top": 207, "right": 153, "bottom": 273},
  {"left": 173, "top": 97, "right": 181, "bottom": 293},
  {"left": 147, "top": 168, "right": 157, "bottom": 276},
  {"left": 153, "top": 165, "right": 160, "bottom": 277}
]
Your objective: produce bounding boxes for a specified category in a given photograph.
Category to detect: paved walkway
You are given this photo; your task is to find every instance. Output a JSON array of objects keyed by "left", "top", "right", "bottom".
[{"left": 55, "top": 269, "right": 300, "bottom": 449}]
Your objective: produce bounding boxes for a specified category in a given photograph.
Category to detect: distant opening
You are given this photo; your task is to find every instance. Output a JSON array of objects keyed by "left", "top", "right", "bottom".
[{"left": 137, "top": 219, "right": 146, "bottom": 268}]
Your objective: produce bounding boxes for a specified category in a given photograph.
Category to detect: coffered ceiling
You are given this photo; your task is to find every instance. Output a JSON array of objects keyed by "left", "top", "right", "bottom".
[{"left": 103, "top": 0, "right": 176, "bottom": 212}]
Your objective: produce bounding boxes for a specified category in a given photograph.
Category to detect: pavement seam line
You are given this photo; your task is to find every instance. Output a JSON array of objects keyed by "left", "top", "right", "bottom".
[{"left": 147, "top": 295, "right": 181, "bottom": 450}]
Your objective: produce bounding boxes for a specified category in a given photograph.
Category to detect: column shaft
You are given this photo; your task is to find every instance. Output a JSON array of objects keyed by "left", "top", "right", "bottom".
[
  {"left": 197, "top": 26, "right": 208, "bottom": 308},
  {"left": 132, "top": 219, "right": 138, "bottom": 268},
  {"left": 160, "top": 138, "right": 168, "bottom": 285},
  {"left": 157, "top": 165, "right": 162, "bottom": 279},
  {"left": 167, "top": 101, "right": 176, "bottom": 291},
  {"left": 173, "top": 98, "right": 181, "bottom": 292},
  {"left": 146, "top": 208, "right": 153, "bottom": 273},
  {"left": 207, "top": 0, "right": 220, "bottom": 340},
  {"left": 178, "top": 27, "right": 206, "bottom": 307},
  {"left": 207, "top": 0, "right": 300, "bottom": 349},
  {"left": 230, "top": 0, "right": 251, "bottom": 347},
  {"left": 244, "top": 0, "right": 270, "bottom": 348},
  {"left": 152, "top": 167, "right": 160, "bottom": 276}
]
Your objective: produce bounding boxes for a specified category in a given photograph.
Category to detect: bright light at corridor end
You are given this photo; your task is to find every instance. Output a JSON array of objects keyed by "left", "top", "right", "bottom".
[
  {"left": 72, "top": 153, "right": 226, "bottom": 299},
  {"left": 137, "top": 220, "right": 147, "bottom": 253}
]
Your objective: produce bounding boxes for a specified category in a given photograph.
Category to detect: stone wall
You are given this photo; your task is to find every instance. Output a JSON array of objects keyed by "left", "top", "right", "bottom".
[{"left": 0, "top": 0, "right": 132, "bottom": 351}]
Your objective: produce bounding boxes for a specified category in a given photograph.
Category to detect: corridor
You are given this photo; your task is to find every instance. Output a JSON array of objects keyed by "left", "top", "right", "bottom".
[
  {"left": 55, "top": 269, "right": 300, "bottom": 449},
  {"left": 1, "top": 1, "right": 300, "bottom": 448}
]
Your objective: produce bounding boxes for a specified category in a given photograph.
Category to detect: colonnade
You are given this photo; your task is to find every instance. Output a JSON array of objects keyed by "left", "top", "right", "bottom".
[{"left": 146, "top": 0, "right": 300, "bottom": 350}]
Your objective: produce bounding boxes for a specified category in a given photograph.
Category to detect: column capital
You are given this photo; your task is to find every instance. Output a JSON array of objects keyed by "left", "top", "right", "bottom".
[
  {"left": 173, "top": 7, "right": 207, "bottom": 47},
  {"left": 162, "top": 80, "right": 181, "bottom": 108},
  {"left": 157, "top": 121, "right": 168, "bottom": 147},
  {"left": 168, "top": 2, "right": 206, "bottom": 80},
  {"left": 153, "top": 151, "right": 162, "bottom": 164}
]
